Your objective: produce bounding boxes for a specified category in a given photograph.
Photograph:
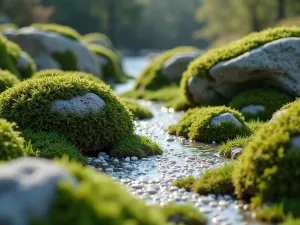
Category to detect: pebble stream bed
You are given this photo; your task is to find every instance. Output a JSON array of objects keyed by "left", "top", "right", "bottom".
[{"left": 88, "top": 57, "right": 266, "bottom": 225}]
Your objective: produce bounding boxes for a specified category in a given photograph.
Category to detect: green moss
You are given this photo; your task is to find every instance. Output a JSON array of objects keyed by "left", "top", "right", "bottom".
[
  {"left": 0, "top": 75, "right": 134, "bottom": 153},
  {"left": 280, "top": 218, "right": 300, "bottom": 225},
  {"left": 173, "top": 176, "right": 196, "bottom": 191},
  {"left": 0, "top": 118, "right": 25, "bottom": 160},
  {"left": 111, "top": 134, "right": 162, "bottom": 158},
  {"left": 228, "top": 89, "right": 294, "bottom": 121},
  {"left": 170, "top": 106, "right": 250, "bottom": 143},
  {"left": 0, "top": 69, "right": 20, "bottom": 92},
  {"left": 255, "top": 204, "right": 286, "bottom": 223},
  {"left": 0, "top": 23, "right": 18, "bottom": 32},
  {"left": 161, "top": 204, "right": 208, "bottom": 225},
  {"left": 181, "top": 27, "right": 300, "bottom": 104},
  {"left": 31, "top": 23, "right": 81, "bottom": 40},
  {"left": 81, "top": 32, "right": 113, "bottom": 49},
  {"left": 88, "top": 43, "right": 127, "bottom": 84},
  {"left": 52, "top": 50, "right": 78, "bottom": 71},
  {"left": 233, "top": 102, "right": 300, "bottom": 202},
  {"left": 219, "top": 135, "right": 253, "bottom": 158},
  {"left": 121, "top": 98, "right": 153, "bottom": 119},
  {"left": 33, "top": 69, "right": 102, "bottom": 83},
  {"left": 31, "top": 158, "right": 171, "bottom": 225},
  {"left": 22, "top": 129, "right": 86, "bottom": 163},
  {"left": 135, "top": 46, "right": 198, "bottom": 90}
]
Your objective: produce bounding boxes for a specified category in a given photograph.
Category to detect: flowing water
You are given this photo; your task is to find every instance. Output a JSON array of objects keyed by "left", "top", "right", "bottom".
[{"left": 88, "top": 56, "right": 266, "bottom": 225}]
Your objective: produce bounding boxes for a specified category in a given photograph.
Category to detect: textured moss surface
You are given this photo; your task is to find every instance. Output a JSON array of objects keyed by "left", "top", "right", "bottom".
[
  {"left": 111, "top": 134, "right": 162, "bottom": 158},
  {"left": 233, "top": 102, "right": 300, "bottom": 202},
  {"left": 135, "top": 46, "right": 198, "bottom": 90},
  {"left": 121, "top": 98, "right": 153, "bottom": 119},
  {"left": 82, "top": 32, "right": 113, "bottom": 49},
  {"left": 0, "top": 75, "right": 134, "bottom": 153},
  {"left": 31, "top": 23, "right": 81, "bottom": 40},
  {"left": 0, "top": 69, "right": 20, "bottom": 92},
  {"left": 22, "top": 129, "right": 86, "bottom": 163},
  {"left": 170, "top": 106, "right": 250, "bottom": 143},
  {"left": 52, "top": 50, "right": 78, "bottom": 71},
  {"left": 181, "top": 27, "right": 300, "bottom": 104},
  {"left": 229, "top": 89, "right": 294, "bottom": 121},
  {"left": 0, "top": 118, "right": 25, "bottom": 160}
]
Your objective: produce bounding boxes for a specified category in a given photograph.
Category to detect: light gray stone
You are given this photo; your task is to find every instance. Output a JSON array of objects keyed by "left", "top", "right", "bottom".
[
  {"left": 188, "top": 38, "right": 300, "bottom": 104},
  {"left": 240, "top": 105, "right": 265, "bottom": 115},
  {"left": 231, "top": 147, "right": 243, "bottom": 159},
  {"left": 34, "top": 55, "right": 61, "bottom": 71},
  {"left": 289, "top": 136, "right": 300, "bottom": 152},
  {"left": 271, "top": 109, "right": 288, "bottom": 121},
  {"left": 162, "top": 51, "right": 199, "bottom": 82},
  {"left": 3, "top": 27, "right": 102, "bottom": 78},
  {"left": 211, "top": 113, "right": 243, "bottom": 127},
  {"left": 0, "top": 157, "right": 76, "bottom": 225},
  {"left": 51, "top": 92, "right": 106, "bottom": 116},
  {"left": 16, "top": 52, "right": 30, "bottom": 70}
]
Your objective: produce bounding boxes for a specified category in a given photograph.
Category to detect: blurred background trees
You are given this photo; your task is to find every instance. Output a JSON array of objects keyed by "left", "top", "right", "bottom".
[{"left": 0, "top": 0, "right": 300, "bottom": 51}]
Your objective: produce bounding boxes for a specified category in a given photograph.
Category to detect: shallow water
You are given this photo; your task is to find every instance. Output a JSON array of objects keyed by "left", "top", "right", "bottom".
[{"left": 89, "top": 57, "right": 266, "bottom": 225}]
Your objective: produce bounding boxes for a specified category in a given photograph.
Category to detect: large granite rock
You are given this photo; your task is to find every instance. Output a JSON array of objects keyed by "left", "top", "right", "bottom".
[
  {"left": 188, "top": 38, "right": 300, "bottom": 104},
  {"left": 0, "top": 157, "right": 76, "bottom": 225},
  {"left": 3, "top": 27, "right": 102, "bottom": 78},
  {"left": 162, "top": 51, "right": 199, "bottom": 82}
]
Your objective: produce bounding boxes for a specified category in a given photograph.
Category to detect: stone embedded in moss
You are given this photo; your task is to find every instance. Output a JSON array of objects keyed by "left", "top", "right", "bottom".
[
  {"left": 0, "top": 75, "right": 134, "bottom": 153},
  {"left": 0, "top": 69, "right": 20, "bottom": 92},
  {"left": 170, "top": 106, "right": 250, "bottom": 143},
  {"left": 121, "top": 98, "right": 153, "bottom": 119},
  {"left": 233, "top": 103, "right": 300, "bottom": 202},
  {"left": 229, "top": 89, "right": 294, "bottom": 121}
]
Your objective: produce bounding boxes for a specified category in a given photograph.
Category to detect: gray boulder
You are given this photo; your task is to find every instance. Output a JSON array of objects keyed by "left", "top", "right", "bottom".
[
  {"left": 188, "top": 38, "right": 300, "bottom": 104},
  {"left": 162, "top": 51, "right": 199, "bottom": 82},
  {"left": 51, "top": 92, "right": 106, "bottom": 116},
  {"left": 16, "top": 52, "right": 30, "bottom": 71},
  {"left": 240, "top": 105, "right": 265, "bottom": 115},
  {"left": 0, "top": 157, "right": 76, "bottom": 225},
  {"left": 211, "top": 113, "right": 243, "bottom": 127},
  {"left": 3, "top": 27, "right": 102, "bottom": 78}
]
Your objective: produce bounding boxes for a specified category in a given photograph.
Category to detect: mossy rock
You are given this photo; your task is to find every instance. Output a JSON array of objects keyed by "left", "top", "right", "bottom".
[
  {"left": 233, "top": 102, "right": 300, "bottom": 202},
  {"left": 81, "top": 32, "right": 113, "bottom": 49},
  {"left": 32, "top": 69, "right": 102, "bottom": 83},
  {"left": 181, "top": 27, "right": 300, "bottom": 105},
  {"left": 31, "top": 158, "right": 171, "bottom": 225},
  {"left": 52, "top": 50, "right": 78, "bottom": 71},
  {"left": 0, "top": 75, "right": 134, "bottom": 153},
  {"left": 121, "top": 98, "right": 153, "bottom": 119},
  {"left": 111, "top": 134, "right": 162, "bottom": 158},
  {"left": 135, "top": 46, "right": 198, "bottom": 90},
  {"left": 22, "top": 129, "right": 86, "bottom": 164},
  {"left": 88, "top": 43, "right": 127, "bottom": 84},
  {"left": 0, "top": 118, "right": 25, "bottom": 160},
  {"left": 228, "top": 89, "right": 294, "bottom": 121},
  {"left": 0, "top": 69, "right": 20, "bottom": 92},
  {"left": 31, "top": 23, "right": 81, "bottom": 41},
  {"left": 170, "top": 106, "right": 250, "bottom": 143}
]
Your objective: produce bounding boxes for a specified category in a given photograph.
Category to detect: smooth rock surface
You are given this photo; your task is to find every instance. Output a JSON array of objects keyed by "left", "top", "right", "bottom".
[
  {"left": 16, "top": 52, "right": 30, "bottom": 71},
  {"left": 3, "top": 27, "right": 102, "bottom": 78},
  {"left": 271, "top": 109, "right": 288, "bottom": 121},
  {"left": 211, "top": 113, "right": 243, "bottom": 127},
  {"left": 240, "top": 105, "right": 265, "bottom": 115},
  {"left": 188, "top": 38, "right": 300, "bottom": 104},
  {"left": 51, "top": 92, "right": 106, "bottom": 116},
  {"left": 0, "top": 157, "right": 76, "bottom": 225}
]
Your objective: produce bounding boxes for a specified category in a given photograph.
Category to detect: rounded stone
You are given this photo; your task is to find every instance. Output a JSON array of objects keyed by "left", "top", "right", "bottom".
[{"left": 211, "top": 113, "right": 243, "bottom": 127}]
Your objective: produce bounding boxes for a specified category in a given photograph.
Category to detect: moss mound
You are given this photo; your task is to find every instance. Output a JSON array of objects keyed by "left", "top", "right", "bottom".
[
  {"left": 0, "top": 69, "right": 20, "bottom": 92},
  {"left": 0, "top": 75, "right": 134, "bottom": 153},
  {"left": 181, "top": 27, "right": 300, "bottom": 104},
  {"left": 88, "top": 44, "right": 127, "bottom": 84},
  {"left": 22, "top": 129, "right": 86, "bottom": 163},
  {"left": 161, "top": 204, "right": 208, "bottom": 225},
  {"left": 111, "top": 134, "right": 162, "bottom": 158},
  {"left": 233, "top": 103, "right": 300, "bottom": 202},
  {"left": 135, "top": 46, "right": 198, "bottom": 90},
  {"left": 121, "top": 98, "right": 153, "bottom": 119},
  {"left": 30, "top": 158, "right": 171, "bottom": 225},
  {"left": 228, "top": 89, "right": 294, "bottom": 121},
  {"left": 170, "top": 106, "right": 250, "bottom": 143},
  {"left": 82, "top": 32, "right": 113, "bottom": 49},
  {"left": 31, "top": 23, "right": 81, "bottom": 40},
  {"left": 0, "top": 118, "right": 25, "bottom": 160},
  {"left": 174, "top": 163, "right": 235, "bottom": 195}
]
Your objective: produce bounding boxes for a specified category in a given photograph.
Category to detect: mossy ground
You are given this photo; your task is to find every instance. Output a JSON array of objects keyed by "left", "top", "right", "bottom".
[
  {"left": 22, "top": 129, "right": 86, "bottom": 164},
  {"left": 228, "top": 89, "right": 294, "bottom": 121},
  {"left": 169, "top": 106, "right": 250, "bottom": 143},
  {"left": 181, "top": 27, "right": 300, "bottom": 104},
  {"left": 121, "top": 98, "right": 153, "bottom": 119},
  {"left": 110, "top": 134, "right": 162, "bottom": 158},
  {"left": 0, "top": 69, "right": 20, "bottom": 92},
  {"left": 135, "top": 46, "right": 198, "bottom": 90}
]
